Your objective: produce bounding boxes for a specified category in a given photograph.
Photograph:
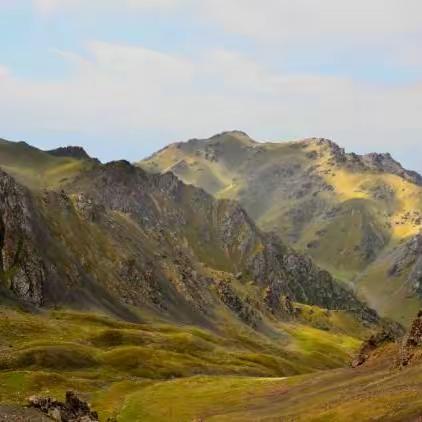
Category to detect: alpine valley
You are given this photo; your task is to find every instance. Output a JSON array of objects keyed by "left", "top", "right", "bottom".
[{"left": 0, "top": 134, "right": 422, "bottom": 421}]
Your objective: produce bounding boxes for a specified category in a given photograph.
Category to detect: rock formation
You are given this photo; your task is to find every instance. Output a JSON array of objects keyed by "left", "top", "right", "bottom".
[
  {"left": 352, "top": 329, "right": 396, "bottom": 368},
  {"left": 28, "top": 391, "right": 98, "bottom": 422},
  {"left": 0, "top": 170, "right": 45, "bottom": 305},
  {"left": 399, "top": 310, "right": 422, "bottom": 367}
]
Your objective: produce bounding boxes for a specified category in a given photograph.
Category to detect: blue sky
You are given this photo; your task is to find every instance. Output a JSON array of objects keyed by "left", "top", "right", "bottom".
[{"left": 1, "top": 1, "right": 422, "bottom": 172}]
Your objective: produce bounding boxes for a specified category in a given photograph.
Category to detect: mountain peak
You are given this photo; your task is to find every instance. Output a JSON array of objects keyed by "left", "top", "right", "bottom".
[
  {"left": 353, "top": 151, "right": 421, "bottom": 185},
  {"left": 301, "top": 138, "right": 422, "bottom": 185},
  {"left": 210, "top": 130, "right": 252, "bottom": 140},
  {"left": 303, "top": 137, "right": 345, "bottom": 155},
  {"left": 304, "top": 137, "right": 340, "bottom": 147},
  {"left": 182, "top": 130, "right": 255, "bottom": 147},
  {"left": 47, "top": 146, "right": 95, "bottom": 161}
]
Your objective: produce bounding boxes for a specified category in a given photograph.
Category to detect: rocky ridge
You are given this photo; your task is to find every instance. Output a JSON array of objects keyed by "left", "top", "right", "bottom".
[
  {"left": 388, "top": 234, "right": 422, "bottom": 296},
  {"left": 0, "top": 147, "right": 378, "bottom": 328},
  {"left": 305, "top": 138, "right": 422, "bottom": 185},
  {"left": 140, "top": 132, "right": 422, "bottom": 324},
  {"left": 66, "top": 161, "right": 373, "bottom": 318}
]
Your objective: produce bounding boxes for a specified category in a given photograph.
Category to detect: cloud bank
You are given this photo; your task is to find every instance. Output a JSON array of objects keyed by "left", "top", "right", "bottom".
[{"left": 0, "top": 1, "right": 421, "bottom": 170}]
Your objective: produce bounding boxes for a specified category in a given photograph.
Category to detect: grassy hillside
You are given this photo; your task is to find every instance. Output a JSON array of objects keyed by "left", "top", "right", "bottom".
[
  {"left": 0, "top": 305, "right": 417, "bottom": 421},
  {"left": 356, "top": 234, "right": 422, "bottom": 325},
  {"left": 0, "top": 138, "right": 96, "bottom": 190},
  {"left": 0, "top": 304, "right": 374, "bottom": 421},
  {"left": 118, "top": 358, "right": 422, "bottom": 421},
  {"left": 140, "top": 133, "right": 422, "bottom": 324}
]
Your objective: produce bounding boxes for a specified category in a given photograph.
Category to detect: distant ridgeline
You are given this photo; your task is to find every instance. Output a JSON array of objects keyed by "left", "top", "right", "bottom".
[{"left": 140, "top": 131, "right": 422, "bottom": 325}]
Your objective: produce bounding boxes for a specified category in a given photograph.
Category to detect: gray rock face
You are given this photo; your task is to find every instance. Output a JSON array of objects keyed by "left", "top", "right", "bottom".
[
  {"left": 264, "top": 284, "right": 296, "bottom": 317},
  {"left": 66, "top": 162, "right": 378, "bottom": 318},
  {"left": 314, "top": 138, "right": 422, "bottom": 185},
  {"left": 0, "top": 171, "right": 45, "bottom": 305},
  {"left": 215, "top": 279, "right": 259, "bottom": 326},
  {"left": 399, "top": 310, "right": 422, "bottom": 367},
  {"left": 351, "top": 329, "right": 396, "bottom": 368},
  {"left": 361, "top": 153, "right": 422, "bottom": 185},
  {"left": 74, "top": 193, "right": 104, "bottom": 222},
  {"left": 388, "top": 234, "right": 422, "bottom": 296}
]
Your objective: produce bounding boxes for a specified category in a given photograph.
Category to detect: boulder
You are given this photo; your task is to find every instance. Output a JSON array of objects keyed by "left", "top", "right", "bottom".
[{"left": 28, "top": 391, "right": 98, "bottom": 422}]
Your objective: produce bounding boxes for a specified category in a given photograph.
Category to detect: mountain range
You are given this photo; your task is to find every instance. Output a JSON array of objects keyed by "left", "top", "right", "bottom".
[
  {"left": 0, "top": 134, "right": 421, "bottom": 420},
  {"left": 141, "top": 131, "right": 422, "bottom": 325}
]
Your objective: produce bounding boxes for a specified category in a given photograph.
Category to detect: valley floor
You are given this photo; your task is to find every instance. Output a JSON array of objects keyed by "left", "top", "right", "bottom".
[
  {"left": 0, "top": 306, "right": 421, "bottom": 421},
  {"left": 116, "top": 365, "right": 422, "bottom": 421},
  {"left": 3, "top": 363, "right": 422, "bottom": 421}
]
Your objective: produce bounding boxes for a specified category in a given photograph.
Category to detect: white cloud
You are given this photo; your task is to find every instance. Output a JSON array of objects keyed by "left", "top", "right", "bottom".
[
  {"left": 31, "top": 0, "right": 422, "bottom": 45},
  {"left": 1, "top": 41, "right": 422, "bottom": 168},
  {"left": 202, "top": 1, "right": 422, "bottom": 80},
  {"left": 86, "top": 41, "right": 194, "bottom": 82},
  {"left": 200, "top": 1, "right": 422, "bottom": 43},
  {"left": 29, "top": 0, "right": 422, "bottom": 71},
  {"left": 32, "top": 0, "right": 189, "bottom": 15}
]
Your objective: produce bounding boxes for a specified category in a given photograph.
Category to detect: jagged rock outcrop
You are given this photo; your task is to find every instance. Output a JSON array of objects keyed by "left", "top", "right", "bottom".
[
  {"left": 281, "top": 295, "right": 295, "bottom": 315},
  {"left": 67, "top": 161, "right": 369, "bottom": 317},
  {"left": 361, "top": 153, "right": 422, "bottom": 185},
  {"left": 117, "top": 259, "right": 164, "bottom": 308},
  {"left": 28, "top": 391, "right": 98, "bottom": 421},
  {"left": 47, "top": 146, "right": 94, "bottom": 161},
  {"left": 399, "top": 310, "right": 422, "bottom": 367},
  {"left": 352, "top": 330, "right": 396, "bottom": 368},
  {"left": 73, "top": 193, "right": 104, "bottom": 222},
  {"left": 263, "top": 285, "right": 281, "bottom": 314},
  {"left": 311, "top": 138, "right": 422, "bottom": 185},
  {"left": 350, "top": 310, "right": 422, "bottom": 369},
  {"left": 388, "top": 234, "right": 422, "bottom": 296},
  {"left": 215, "top": 279, "right": 259, "bottom": 326},
  {"left": 264, "top": 285, "right": 296, "bottom": 318},
  {"left": 0, "top": 171, "right": 45, "bottom": 305}
]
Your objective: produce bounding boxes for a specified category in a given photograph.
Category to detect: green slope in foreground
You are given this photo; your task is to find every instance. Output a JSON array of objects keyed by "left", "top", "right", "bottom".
[
  {"left": 119, "top": 364, "right": 422, "bottom": 422},
  {"left": 0, "top": 303, "right": 395, "bottom": 421},
  {"left": 0, "top": 304, "right": 417, "bottom": 421}
]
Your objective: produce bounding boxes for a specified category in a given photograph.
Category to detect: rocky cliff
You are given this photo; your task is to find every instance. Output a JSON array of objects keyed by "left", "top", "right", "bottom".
[
  {"left": 0, "top": 170, "right": 45, "bottom": 305},
  {"left": 65, "top": 160, "right": 372, "bottom": 320}
]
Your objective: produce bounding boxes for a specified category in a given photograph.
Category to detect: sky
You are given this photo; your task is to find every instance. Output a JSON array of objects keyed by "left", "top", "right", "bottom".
[{"left": 1, "top": 1, "right": 422, "bottom": 171}]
